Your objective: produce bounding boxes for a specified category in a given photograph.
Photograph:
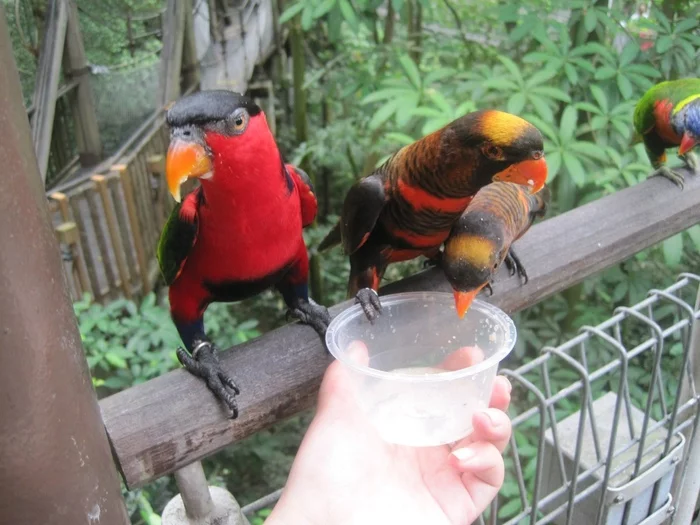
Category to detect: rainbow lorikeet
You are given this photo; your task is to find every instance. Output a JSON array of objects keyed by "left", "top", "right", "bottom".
[
  {"left": 157, "top": 90, "right": 330, "bottom": 418},
  {"left": 634, "top": 78, "right": 700, "bottom": 188},
  {"left": 442, "top": 181, "right": 551, "bottom": 318},
  {"left": 318, "top": 109, "right": 548, "bottom": 321}
]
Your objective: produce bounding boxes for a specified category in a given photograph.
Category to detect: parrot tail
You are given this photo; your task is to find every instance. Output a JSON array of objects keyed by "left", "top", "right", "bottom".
[{"left": 318, "top": 222, "right": 341, "bottom": 252}]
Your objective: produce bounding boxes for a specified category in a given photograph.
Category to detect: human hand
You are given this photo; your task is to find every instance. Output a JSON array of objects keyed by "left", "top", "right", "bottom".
[{"left": 265, "top": 343, "right": 512, "bottom": 525}]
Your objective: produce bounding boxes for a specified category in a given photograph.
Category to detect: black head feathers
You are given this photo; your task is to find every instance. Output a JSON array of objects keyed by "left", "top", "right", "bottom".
[{"left": 167, "top": 90, "right": 262, "bottom": 127}]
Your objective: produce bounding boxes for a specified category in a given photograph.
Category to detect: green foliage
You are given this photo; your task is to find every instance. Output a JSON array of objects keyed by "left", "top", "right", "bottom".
[
  {"left": 640, "top": 9, "right": 700, "bottom": 78},
  {"left": 74, "top": 292, "right": 260, "bottom": 394}
]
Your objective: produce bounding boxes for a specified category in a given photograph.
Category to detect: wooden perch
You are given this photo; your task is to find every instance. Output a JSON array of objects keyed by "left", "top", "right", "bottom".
[
  {"left": 100, "top": 169, "right": 700, "bottom": 489},
  {"left": 30, "top": 0, "right": 68, "bottom": 182}
]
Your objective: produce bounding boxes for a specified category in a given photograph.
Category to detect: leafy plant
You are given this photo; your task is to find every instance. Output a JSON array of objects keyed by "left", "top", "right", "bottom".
[
  {"left": 640, "top": 8, "right": 700, "bottom": 78},
  {"left": 74, "top": 292, "right": 261, "bottom": 395}
]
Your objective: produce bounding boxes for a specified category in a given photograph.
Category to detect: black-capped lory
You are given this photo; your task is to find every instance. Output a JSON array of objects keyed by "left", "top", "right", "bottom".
[
  {"left": 157, "top": 90, "right": 330, "bottom": 417},
  {"left": 634, "top": 78, "right": 700, "bottom": 188},
  {"left": 318, "top": 110, "right": 547, "bottom": 321},
  {"left": 443, "top": 182, "right": 551, "bottom": 318}
]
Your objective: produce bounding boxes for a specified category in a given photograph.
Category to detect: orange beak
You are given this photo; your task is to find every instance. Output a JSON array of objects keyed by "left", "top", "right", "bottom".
[
  {"left": 165, "top": 138, "right": 213, "bottom": 202},
  {"left": 679, "top": 133, "right": 697, "bottom": 156},
  {"left": 453, "top": 285, "right": 485, "bottom": 319},
  {"left": 494, "top": 157, "right": 548, "bottom": 193}
]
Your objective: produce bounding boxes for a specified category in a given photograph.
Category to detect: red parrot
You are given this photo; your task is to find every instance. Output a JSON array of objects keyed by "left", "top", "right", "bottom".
[
  {"left": 318, "top": 110, "right": 547, "bottom": 321},
  {"left": 157, "top": 90, "right": 330, "bottom": 417}
]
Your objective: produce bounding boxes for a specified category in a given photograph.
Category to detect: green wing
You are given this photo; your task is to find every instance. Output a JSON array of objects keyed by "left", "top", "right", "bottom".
[
  {"left": 634, "top": 79, "right": 700, "bottom": 134},
  {"left": 156, "top": 190, "right": 199, "bottom": 285}
]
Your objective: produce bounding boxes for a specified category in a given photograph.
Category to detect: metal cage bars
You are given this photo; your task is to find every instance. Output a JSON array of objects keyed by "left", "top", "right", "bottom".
[{"left": 238, "top": 273, "right": 700, "bottom": 525}]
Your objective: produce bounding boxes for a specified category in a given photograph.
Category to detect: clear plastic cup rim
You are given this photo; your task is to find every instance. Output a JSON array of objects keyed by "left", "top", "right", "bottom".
[{"left": 325, "top": 291, "right": 517, "bottom": 382}]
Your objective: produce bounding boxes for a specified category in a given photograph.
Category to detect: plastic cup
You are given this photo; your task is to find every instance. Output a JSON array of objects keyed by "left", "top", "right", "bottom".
[{"left": 325, "top": 291, "right": 516, "bottom": 447}]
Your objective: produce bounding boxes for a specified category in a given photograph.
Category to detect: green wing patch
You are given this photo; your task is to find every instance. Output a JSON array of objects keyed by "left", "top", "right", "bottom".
[{"left": 157, "top": 195, "right": 199, "bottom": 285}]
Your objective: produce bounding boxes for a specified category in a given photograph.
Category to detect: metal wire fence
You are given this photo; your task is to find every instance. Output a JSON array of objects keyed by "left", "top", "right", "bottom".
[{"left": 241, "top": 273, "right": 700, "bottom": 525}]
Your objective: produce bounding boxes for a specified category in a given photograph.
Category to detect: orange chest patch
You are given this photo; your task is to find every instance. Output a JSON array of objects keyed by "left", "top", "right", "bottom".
[
  {"left": 397, "top": 179, "right": 473, "bottom": 213},
  {"left": 387, "top": 228, "right": 450, "bottom": 249},
  {"left": 385, "top": 248, "right": 432, "bottom": 263},
  {"left": 653, "top": 100, "right": 682, "bottom": 144}
]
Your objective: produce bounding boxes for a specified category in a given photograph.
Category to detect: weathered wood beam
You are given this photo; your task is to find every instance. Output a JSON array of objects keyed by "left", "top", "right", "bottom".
[
  {"left": 181, "top": 0, "right": 200, "bottom": 93},
  {"left": 159, "top": 0, "right": 187, "bottom": 104},
  {"left": 30, "top": 0, "right": 68, "bottom": 183},
  {"left": 63, "top": 0, "right": 102, "bottom": 166},
  {"left": 100, "top": 169, "right": 700, "bottom": 489}
]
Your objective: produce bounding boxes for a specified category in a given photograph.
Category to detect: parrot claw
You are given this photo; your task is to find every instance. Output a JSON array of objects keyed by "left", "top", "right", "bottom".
[
  {"left": 505, "top": 249, "right": 528, "bottom": 284},
  {"left": 423, "top": 251, "right": 443, "bottom": 269},
  {"left": 683, "top": 151, "right": 700, "bottom": 176},
  {"left": 288, "top": 298, "right": 332, "bottom": 338},
  {"left": 177, "top": 341, "right": 240, "bottom": 419},
  {"left": 650, "top": 166, "right": 685, "bottom": 189},
  {"left": 484, "top": 283, "right": 494, "bottom": 296},
  {"left": 356, "top": 288, "right": 382, "bottom": 322}
]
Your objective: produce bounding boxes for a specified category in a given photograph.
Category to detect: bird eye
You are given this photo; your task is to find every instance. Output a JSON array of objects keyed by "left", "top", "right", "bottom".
[
  {"left": 229, "top": 109, "right": 249, "bottom": 134},
  {"left": 532, "top": 150, "right": 544, "bottom": 160},
  {"left": 483, "top": 144, "right": 503, "bottom": 160}
]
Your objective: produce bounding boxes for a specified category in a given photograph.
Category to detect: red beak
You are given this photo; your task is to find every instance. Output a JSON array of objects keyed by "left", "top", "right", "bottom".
[
  {"left": 165, "top": 138, "right": 212, "bottom": 202},
  {"left": 453, "top": 285, "right": 486, "bottom": 319},
  {"left": 493, "top": 157, "right": 548, "bottom": 193},
  {"left": 679, "top": 133, "right": 697, "bottom": 156}
]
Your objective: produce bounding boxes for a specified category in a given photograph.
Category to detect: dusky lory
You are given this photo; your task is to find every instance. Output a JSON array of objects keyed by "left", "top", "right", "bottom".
[
  {"left": 634, "top": 78, "right": 700, "bottom": 188},
  {"left": 157, "top": 90, "right": 330, "bottom": 418},
  {"left": 443, "top": 181, "right": 551, "bottom": 318},
  {"left": 318, "top": 109, "right": 547, "bottom": 321}
]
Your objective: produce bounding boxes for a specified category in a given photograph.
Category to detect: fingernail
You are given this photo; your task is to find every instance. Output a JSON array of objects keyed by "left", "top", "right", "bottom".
[
  {"left": 452, "top": 447, "right": 474, "bottom": 461},
  {"left": 480, "top": 409, "right": 501, "bottom": 427},
  {"left": 503, "top": 377, "right": 512, "bottom": 393}
]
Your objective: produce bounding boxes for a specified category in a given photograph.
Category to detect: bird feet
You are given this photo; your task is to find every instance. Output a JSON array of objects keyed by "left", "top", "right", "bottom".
[
  {"left": 288, "top": 298, "right": 332, "bottom": 337},
  {"left": 682, "top": 151, "right": 700, "bottom": 176},
  {"left": 356, "top": 287, "right": 382, "bottom": 322},
  {"left": 177, "top": 340, "right": 240, "bottom": 418},
  {"left": 651, "top": 165, "right": 685, "bottom": 189},
  {"left": 504, "top": 249, "right": 528, "bottom": 284},
  {"left": 423, "top": 251, "right": 443, "bottom": 269}
]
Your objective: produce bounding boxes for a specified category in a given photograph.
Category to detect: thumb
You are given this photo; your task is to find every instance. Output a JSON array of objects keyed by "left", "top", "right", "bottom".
[{"left": 316, "top": 340, "right": 369, "bottom": 415}]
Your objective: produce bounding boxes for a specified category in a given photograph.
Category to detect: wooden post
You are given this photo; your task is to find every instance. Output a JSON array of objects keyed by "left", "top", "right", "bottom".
[
  {"left": 30, "top": 0, "right": 68, "bottom": 183},
  {"left": 181, "top": 0, "right": 200, "bottom": 93},
  {"left": 114, "top": 165, "right": 150, "bottom": 294},
  {"left": 147, "top": 154, "right": 167, "bottom": 224},
  {"left": 50, "top": 191, "right": 92, "bottom": 297},
  {"left": 207, "top": 0, "right": 221, "bottom": 43},
  {"left": 0, "top": 7, "right": 129, "bottom": 522},
  {"left": 159, "top": 0, "right": 187, "bottom": 104},
  {"left": 63, "top": 0, "right": 102, "bottom": 166},
  {"left": 92, "top": 175, "right": 133, "bottom": 299},
  {"left": 55, "top": 220, "right": 82, "bottom": 297}
]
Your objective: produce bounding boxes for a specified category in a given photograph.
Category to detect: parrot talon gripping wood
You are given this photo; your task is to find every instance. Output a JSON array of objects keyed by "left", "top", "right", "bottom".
[
  {"left": 177, "top": 343, "right": 241, "bottom": 418},
  {"left": 505, "top": 248, "right": 528, "bottom": 284},
  {"left": 287, "top": 298, "right": 332, "bottom": 336}
]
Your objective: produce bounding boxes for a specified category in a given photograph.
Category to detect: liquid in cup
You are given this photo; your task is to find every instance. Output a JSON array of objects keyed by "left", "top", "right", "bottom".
[{"left": 325, "top": 292, "right": 516, "bottom": 447}]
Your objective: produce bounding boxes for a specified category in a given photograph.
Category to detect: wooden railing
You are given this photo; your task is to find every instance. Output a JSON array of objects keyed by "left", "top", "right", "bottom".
[
  {"left": 46, "top": 106, "right": 173, "bottom": 302},
  {"left": 97, "top": 168, "right": 700, "bottom": 490}
]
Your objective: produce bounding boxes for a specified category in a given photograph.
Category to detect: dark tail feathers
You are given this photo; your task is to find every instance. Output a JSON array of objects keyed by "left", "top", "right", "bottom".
[{"left": 318, "top": 222, "right": 342, "bottom": 251}]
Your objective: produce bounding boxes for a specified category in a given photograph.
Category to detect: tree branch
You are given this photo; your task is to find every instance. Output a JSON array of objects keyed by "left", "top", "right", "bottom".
[{"left": 441, "top": 0, "right": 470, "bottom": 48}]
